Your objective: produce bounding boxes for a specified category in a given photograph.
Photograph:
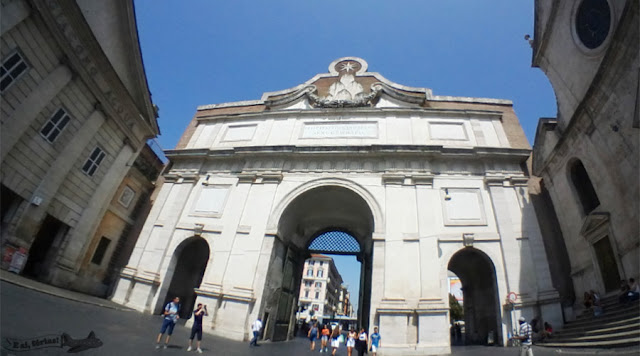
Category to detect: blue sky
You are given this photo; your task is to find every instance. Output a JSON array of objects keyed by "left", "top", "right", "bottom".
[{"left": 133, "top": 1, "right": 557, "bottom": 308}]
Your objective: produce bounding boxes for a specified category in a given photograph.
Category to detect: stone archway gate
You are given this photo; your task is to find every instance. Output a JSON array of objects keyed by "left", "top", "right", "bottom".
[{"left": 111, "top": 57, "right": 562, "bottom": 355}]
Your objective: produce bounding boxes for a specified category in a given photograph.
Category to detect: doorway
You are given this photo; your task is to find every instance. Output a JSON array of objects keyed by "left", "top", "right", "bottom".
[
  {"left": 593, "top": 236, "right": 620, "bottom": 293},
  {"left": 23, "top": 215, "right": 69, "bottom": 279}
]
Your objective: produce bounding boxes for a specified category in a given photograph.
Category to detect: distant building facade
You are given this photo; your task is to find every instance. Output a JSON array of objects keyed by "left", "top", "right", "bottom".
[
  {"left": 113, "top": 57, "right": 561, "bottom": 354},
  {"left": 531, "top": 0, "right": 638, "bottom": 308},
  {"left": 297, "top": 254, "right": 344, "bottom": 322},
  {"left": 0, "top": 0, "right": 161, "bottom": 295}
]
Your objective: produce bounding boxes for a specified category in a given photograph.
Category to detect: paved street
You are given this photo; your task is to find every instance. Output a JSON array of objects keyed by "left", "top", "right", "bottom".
[{"left": 1, "top": 281, "right": 637, "bottom": 356}]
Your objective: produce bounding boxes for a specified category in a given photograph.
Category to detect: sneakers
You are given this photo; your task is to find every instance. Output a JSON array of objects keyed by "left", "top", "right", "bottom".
[
  {"left": 163, "top": 344, "right": 168, "bottom": 349},
  {"left": 155, "top": 344, "right": 161, "bottom": 349},
  {"left": 187, "top": 346, "right": 193, "bottom": 351},
  {"left": 196, "top": 348, "right": 203, "bottom": 354}
]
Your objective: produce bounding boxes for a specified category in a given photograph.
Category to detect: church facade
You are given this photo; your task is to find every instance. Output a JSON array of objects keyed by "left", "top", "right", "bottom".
[
  {"left": 531, "top": 0, "right": 638, "bottom": 304},
  {"left": 113, "top": 57, "right": 561, "bottom": 354}
]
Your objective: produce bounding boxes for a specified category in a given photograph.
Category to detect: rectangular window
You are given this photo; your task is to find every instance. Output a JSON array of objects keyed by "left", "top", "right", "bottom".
[
  {"left": 315, "top": 282, "right": 322, "bottom": 288},
  {"left": 317, "top": 269, "right": 323, "bottom": 278},
  {"left": 319, "top": 261, "right": 324, "bottom": 266},
  {"left": 82, "top": 147, "right": 106, "bottom": 176},
  {"left": 308, "top": 260, "right": 315, "bottom": 266},
  {"left": 307, "top": 269, "right": 313, "bottom": 277},
  {"left": 1, "top": 51, "right": 28, "bottom": 92},
  {"left": 40, "top": 108, "right": 71, "bottom": 143},
  {"left": 304, "top": 290, "right": 309, "bottom": 298},
  {"left": 315, "top": 291, "right": 320, "bottom": 299},
  {"left": 91, "top": 237, "right": 111, "bottom": 265},
  {"left": 305, "top": 280, "right": 313, "bottom": 287}
]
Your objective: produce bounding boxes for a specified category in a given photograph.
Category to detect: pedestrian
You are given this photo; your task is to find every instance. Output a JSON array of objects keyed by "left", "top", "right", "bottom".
[
  {"left": 249, "top": 317, "right": 262, "bottom": 347},
  {"left": 330, "top": 324, "right": 341, "bottom": 356},
  {"left": 156, "top": 296, "right": 180, "bottom": 349},
  {"left": 513, "top": 316, "right": 533, "bottom": 356},
  {"left": 308, "top": 321, "right": 318, "bottom": 351},
  {"left": 187, "top": 303, "right": 208, "bottom": 353},
  {"left": 369, "top": 326, "right": 381, "bottom": 356},
  {"left": 355, "top": 328, "right": 368, "bottom": 356},
  {"left": 346, "top": 328, "right": 356, "bottom": 356},
  {"left": 320, "top": 324, "right": 330, "bottom": 352},
  {"left": 629, "top": 278, "right": 640, "bottom": 302}
]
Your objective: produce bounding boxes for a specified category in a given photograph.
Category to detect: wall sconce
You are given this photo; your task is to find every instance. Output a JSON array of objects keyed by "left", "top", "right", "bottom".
[{"left": 444, "top": 188, "right": 451, "bottom": 201}]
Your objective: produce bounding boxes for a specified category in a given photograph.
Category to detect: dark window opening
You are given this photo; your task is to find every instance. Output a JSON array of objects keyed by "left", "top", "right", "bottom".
[
  {"left": 570, "top": 160, "right": 600, "bottom": 215},
  {"left": 91, "top": 237, "right": 111, "bottom": 265}
]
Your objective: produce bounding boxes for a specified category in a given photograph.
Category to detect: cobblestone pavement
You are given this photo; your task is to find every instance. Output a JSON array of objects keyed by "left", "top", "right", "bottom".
[{"left": 1, "top": 281, "right": 637, "bottom": 356}]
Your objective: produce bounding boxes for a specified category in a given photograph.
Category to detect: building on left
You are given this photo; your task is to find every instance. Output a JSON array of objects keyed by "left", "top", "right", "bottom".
[{"left": 0, "top": 0, "right": 163, "bottom": 297}]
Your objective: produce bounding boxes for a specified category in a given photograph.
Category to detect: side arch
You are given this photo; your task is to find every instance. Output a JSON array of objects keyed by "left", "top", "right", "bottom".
[{"left": 155, "top": 235, "right": 211, "bottom": 318}]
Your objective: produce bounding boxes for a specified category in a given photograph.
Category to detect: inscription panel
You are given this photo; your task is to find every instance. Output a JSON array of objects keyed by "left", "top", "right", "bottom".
[
  {"left": 301, "top": 121, "right": 378, "bottom": 139},
  {"left": 429, "top": 122, "right": 468, "bottom": 141}
]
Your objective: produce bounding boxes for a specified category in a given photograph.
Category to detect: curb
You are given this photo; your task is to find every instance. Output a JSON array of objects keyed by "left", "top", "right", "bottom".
[{"left": 0, "top": 273, "right": 134, "bottom": 312}]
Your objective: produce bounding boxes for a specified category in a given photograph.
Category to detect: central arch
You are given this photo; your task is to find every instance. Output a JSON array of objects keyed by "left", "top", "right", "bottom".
[{"left": 260, "top": 184, "right": 376, "bottom": 342}]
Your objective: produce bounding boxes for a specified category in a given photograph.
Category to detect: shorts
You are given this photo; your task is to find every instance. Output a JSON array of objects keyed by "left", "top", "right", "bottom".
[
  {"left": 159, "top": 318, "right": 176, "bottom": 335},
  {"left": 331, "top": 339, "right": 339, "bottom": 348},
  {"left": 321, "top": 335, "right": 329, "bottom": 342},
  {"left": 346, "top": 339, "right": 355, "bottom": 348},
  {"left": 309, "top": 333, "right": 317, "bottom": 342},
  {"left": 371, "top": 345, "right": 378, "bottom": 352},
  {"left": 190, "top": 325, "right": 203, "bottom": 341}
]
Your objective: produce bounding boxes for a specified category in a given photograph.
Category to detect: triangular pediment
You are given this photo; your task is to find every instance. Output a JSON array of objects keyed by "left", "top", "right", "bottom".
[
  {"left": 76, "top": 0, "right": 157, "bottom": 131},
  {"left": 580, "top": 212, "right": 610, "bottom": 237}
]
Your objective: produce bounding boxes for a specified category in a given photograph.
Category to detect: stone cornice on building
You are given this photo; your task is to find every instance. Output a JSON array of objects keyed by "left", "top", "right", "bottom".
[
  {"left": 30, "top": 0, "right": 159, "bottom": 148},
  {"left": 195, "top": 107, "right": 504, "bottom": 123},
  {"left": 165, "top": 145, "right": 532, "bottom": 162}
]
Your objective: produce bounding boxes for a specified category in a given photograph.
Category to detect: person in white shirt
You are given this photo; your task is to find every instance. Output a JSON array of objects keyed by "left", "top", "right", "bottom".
[
  {"left": 249, "top": 318, "right": 263, "bottom": 347},
  {"left": 514, "top": 316, "right": 533, "bottom": 356}
]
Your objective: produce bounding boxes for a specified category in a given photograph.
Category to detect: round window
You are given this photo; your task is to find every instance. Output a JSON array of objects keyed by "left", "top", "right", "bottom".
[{"left": 575, "top": 0, "right": 611, "bottom": 49}]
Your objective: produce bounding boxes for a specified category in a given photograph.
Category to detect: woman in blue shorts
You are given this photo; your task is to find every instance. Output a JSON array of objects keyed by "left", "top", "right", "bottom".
[{"left": 308, "top": 321, "right": 318, "bottom": 351}]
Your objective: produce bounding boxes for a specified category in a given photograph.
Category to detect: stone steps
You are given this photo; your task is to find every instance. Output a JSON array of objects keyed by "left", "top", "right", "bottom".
[{"left": 537, "top": 295, "right": 640, "bottom": 349}]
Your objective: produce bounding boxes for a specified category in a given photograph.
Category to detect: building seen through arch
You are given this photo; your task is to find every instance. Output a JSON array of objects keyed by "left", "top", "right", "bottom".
[{"left": 113, "top": 57, "right": 562, "bottom": 354}]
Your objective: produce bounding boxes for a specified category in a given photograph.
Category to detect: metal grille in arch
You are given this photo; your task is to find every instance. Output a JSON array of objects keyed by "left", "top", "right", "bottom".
[{"left": 308, "top": 231, "right": 360, "bottom": 254}]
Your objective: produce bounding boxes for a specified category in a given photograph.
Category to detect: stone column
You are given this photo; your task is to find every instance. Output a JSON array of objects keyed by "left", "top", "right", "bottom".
[
  {"left": 13, "top": 110, "right": 106, "bottom": 241},
  {"left": 1, "top": 64, "right": 72, "bottom": 162},
  {"left": 1, "top": 0, "right": 30, "bottom": 35},
  {"left": 51, "top": 143, "right": 135, "bottom": 284}
]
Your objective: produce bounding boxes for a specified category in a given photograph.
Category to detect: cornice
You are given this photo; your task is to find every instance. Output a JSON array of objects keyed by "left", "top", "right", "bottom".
[
  {"left": 31, "top": 0, "right": 157, "bottom": 148},
  {"left": 165, "top": 145, "right": 531, "bottom": 161},
  {"left": 195, "top": 107, "right": 504, "bottom": 122}
]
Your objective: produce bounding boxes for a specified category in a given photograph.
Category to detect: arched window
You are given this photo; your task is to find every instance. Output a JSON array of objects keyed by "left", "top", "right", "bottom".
[{"left": 570, "top": 160, "right": 600, "bottom": 214}]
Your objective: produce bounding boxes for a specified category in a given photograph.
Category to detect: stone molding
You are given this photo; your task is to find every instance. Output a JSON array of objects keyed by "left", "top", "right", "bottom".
[
  {"left": 381, "top": 173, "right": 434, "bottom": 186},
  {"left": 195, "top": 286, "right": 255, "bottom": 303},
  {"left": 237, "top": 172, "right": 283, "bottom": 184}
]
